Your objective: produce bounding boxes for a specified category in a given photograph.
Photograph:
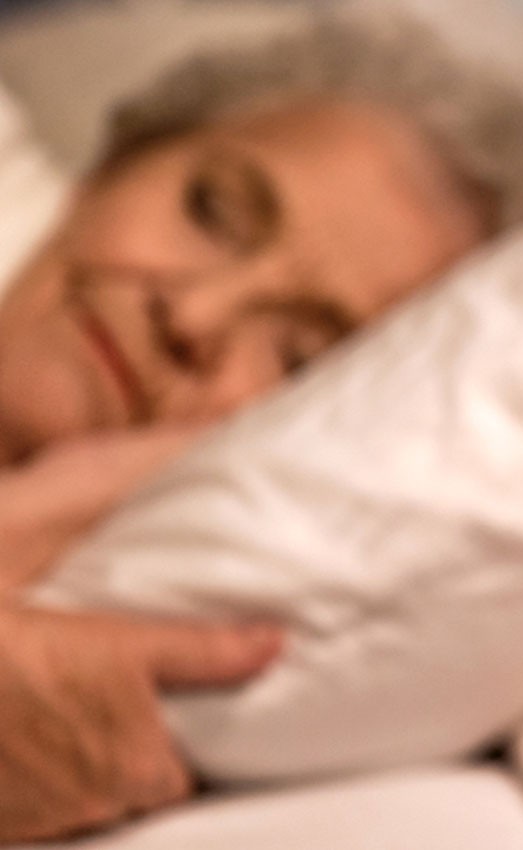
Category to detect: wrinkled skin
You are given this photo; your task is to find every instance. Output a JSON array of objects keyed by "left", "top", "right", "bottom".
[
  {"left": 0, "top": 99, "right": 490, "bottom": 463},
  {"left": 0, "top": 608, "right": 281, "bottom": 843}
]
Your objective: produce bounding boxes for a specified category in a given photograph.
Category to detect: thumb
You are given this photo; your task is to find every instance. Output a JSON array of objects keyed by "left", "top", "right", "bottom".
[{"left": 127, "top": 620, "right": 284, "bottom": 689}]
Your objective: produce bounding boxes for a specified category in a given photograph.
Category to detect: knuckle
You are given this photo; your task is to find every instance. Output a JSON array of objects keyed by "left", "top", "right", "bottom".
[
  {"left": 131, "top": 756, "right": 162, "bottom": 791},
  {"left": 124, "top": 752, "right": 194, "bottom": 813},
  {"left": 123, "top": 752, "right": 165, "bottom": 801}
]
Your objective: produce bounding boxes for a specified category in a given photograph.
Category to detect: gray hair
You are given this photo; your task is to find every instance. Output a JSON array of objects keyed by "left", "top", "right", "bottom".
[{"left": 107, "top": 2, "right": 523, "bottom": 225}]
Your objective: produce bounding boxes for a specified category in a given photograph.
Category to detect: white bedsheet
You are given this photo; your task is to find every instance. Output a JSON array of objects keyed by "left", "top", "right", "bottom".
[{"left": 13, "top": 768, "right": 523, "bottom": 850}]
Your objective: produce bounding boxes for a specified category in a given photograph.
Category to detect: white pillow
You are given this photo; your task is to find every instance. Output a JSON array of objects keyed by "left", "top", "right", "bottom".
[
  {"left": 29, "top": 229, "right": 523, "bottom": 784},
  {"left": 0, "top": 80, "right": 69, "bottom": 294}
]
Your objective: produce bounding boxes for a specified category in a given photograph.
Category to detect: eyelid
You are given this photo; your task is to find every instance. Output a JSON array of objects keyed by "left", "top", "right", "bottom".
[
  {"left": 185, "top": 176, "right": 235, "bottom": 240},
  {"left": 275, "top": 318, "right": 338, "bottom": 377},
  {"left": 277, "top": 293, "right": 362, "bottom": 376},
  {"left": 184, "top": 155, "right": 280, "bottom": 252},
  {"left": 277, "top": 338, "right": 311, "bottom": 375}
]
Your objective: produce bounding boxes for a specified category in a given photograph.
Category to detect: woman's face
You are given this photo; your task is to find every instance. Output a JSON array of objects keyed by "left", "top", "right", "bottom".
[{"left": 0, "top": 99, "right": 488, "bottom": 459}]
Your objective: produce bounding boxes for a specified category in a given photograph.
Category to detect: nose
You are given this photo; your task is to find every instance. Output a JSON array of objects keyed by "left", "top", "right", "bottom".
[
  {"left": 153, "top": 256, "right": 284, "bottom": 374},
  {"left": 157, "top": 326, "right": 216, "bottom": 375},
  {"left": 152, "top": 272, "right": 241, "bottom": 376}
]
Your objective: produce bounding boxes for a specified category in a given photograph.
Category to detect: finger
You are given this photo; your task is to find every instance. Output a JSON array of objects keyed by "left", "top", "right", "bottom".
[
  {"left": 11, "top": 609, "right": 283, "bottom": 688},
  {"left": 125, "top": 746, "right": 194, "bottom": 816},
  {"left": 107, "top": 675, "right": 193, "bottom": 815},
  {"left": 151, "top": 746, "right": 195, "bottom": 809},
  {"left": 130, "top": 621, "right": 284, "bottom": 689}
]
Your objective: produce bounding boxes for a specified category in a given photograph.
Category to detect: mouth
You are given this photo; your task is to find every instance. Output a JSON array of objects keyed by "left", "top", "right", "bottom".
[{"left": 72, "top": 301, "right": 149, "bottom": 424}]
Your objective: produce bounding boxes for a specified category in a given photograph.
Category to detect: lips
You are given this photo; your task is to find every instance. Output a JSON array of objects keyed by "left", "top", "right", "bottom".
[{"left": 74, "top": 302, "right": 148, "bottom": 423}]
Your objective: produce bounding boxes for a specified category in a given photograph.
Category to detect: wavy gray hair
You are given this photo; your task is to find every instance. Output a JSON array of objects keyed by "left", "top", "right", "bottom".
[{"left": 106, "top": 2, "right": 523, "bottom": 225}]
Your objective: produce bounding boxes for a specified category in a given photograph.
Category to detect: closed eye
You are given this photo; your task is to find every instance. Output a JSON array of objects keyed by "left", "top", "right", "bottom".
[
  {"left": 256, "top": 297, "right": 358, "bottom": 377},
  {"left": 277, "top": 327, "right": 329, "bottom": 376},
  {"left": 184, "top": 154, "right": 280, "bottom": 252},
  {"left": 185, "top": 177, "right": 233, "bottom": 241},
  {"left": 279, "top": 344, "right": 311, "bottom": 376}
]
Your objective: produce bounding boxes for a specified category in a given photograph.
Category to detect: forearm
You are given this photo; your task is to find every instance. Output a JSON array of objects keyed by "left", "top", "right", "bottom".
[
  {"left": 0, "top": 451, "right": 122, "bottom": 594},
  {"left": 0, "top": 426, "right": 199, "bottom": 595}
]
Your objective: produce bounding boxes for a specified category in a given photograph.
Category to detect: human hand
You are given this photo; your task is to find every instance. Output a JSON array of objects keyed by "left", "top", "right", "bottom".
[{"left": 0, "top": 607, "right": 282, "bottom": 843}]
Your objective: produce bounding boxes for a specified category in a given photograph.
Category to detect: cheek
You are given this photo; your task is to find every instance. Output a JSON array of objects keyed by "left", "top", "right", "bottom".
[
  {"left": 67, "top": 186, "right": 172, "bottom": 270},
  {"left": 0, "top": 248, "right": 128, "bottom": 454},
  {"left": 0, "top": 313, "right": 98, "bottom": 453},
  {"left": 199, "top": 327, "right": 283, "bottom": 420}
]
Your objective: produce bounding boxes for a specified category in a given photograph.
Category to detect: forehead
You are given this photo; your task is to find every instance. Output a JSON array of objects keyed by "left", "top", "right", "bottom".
[
  {"left": 185, "top": 99, "right": 471, "bottom": 316},
  {"left": 194, "top": 98, "right": 437, "bottom": 209}
]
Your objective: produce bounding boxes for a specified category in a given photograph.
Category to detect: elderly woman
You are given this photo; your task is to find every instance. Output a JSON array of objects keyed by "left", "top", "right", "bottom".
[{"left": 0, "top": 10, "right": 500, "bottom": 844}]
